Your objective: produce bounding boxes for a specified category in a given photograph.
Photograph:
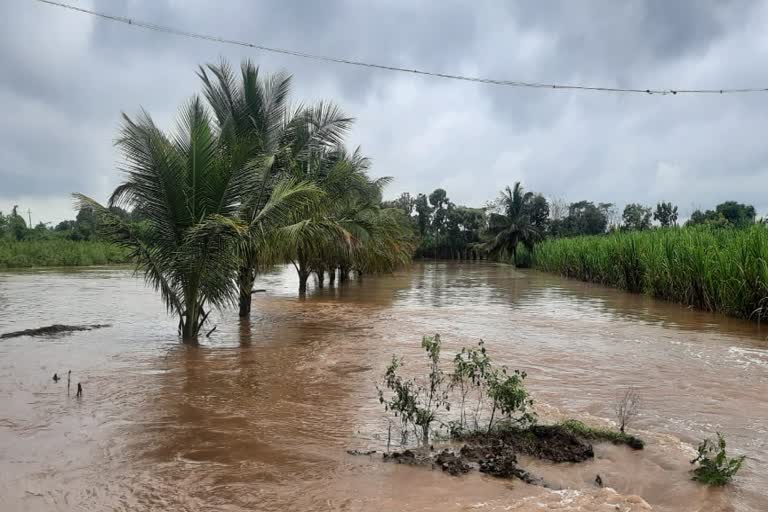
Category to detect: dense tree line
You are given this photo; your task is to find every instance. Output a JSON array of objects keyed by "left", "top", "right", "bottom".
[
  {"left": 0, "top": 204, "right": 145, "bottom": 242},
  {"left": 386, "top": 186, "right": 763, "bottom": 262}
]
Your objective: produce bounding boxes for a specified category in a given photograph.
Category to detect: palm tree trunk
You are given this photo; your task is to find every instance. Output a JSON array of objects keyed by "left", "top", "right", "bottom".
[
  {"left": 238, "top": 266, "right": 255, "bottom": 318},
  {"left": 328, "top": 268, "right": 337, "bottom": 286},
  {"left": 316, "top": 268, "right": 325, "bottom": 288},
  {"left": 339, "top": 265, "right": 350, "bottom": 283},
  {"left": 181, "top": 303, "right": 200, "bottom": 344},
  {"left": 298, "top": 264, "right": 310, "bottom": 294}
]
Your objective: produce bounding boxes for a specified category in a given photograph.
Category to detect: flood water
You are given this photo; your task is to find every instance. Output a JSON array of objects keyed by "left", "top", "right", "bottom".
[{"left": 0, "top": 261, "right": 766, "bottom": 511}]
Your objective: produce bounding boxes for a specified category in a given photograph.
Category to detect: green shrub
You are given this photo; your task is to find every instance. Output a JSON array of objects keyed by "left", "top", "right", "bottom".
[
  {"left": 690, "top": 433, "right": 745, "bottom": 486},
  {"left": 378, "top": 334, "right": 450, "bottom": 446},
  {"left": 486, "top": 367, "right": 534, "bottom": 433},
  {"left": 380, "top": 335, "right": 534, "bottom": 445}
]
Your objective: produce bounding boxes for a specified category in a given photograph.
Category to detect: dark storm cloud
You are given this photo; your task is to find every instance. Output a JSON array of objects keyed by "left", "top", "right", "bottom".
[{"left": 1, "top": 0, "right": 767, "bottom": 222}]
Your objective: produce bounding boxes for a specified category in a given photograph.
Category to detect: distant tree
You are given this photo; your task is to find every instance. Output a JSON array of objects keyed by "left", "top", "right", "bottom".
[
  {"left": 653, "top": 202, "right": 678, "bottom": 227},
  {"left": 75, "top": 206, "right": 97, "bottom": 240},
  {"left": 55, "top": 220, "right": 77, "bottom": 231},
  {"left": 526, "top": 194, "right": 550, "bottom": 233},
  {"left": 393, "top": 192, "right": 415, "bottom": 216},
  {"left": 687, "top": 209, "right": 709, "bottom": 226},
  {"left": 0, "top": 211, "right": 7, "bottom": 238},
  {"left": 549, "top": 197, "right": 568, "bottom": 221},
  {"left": 715, "top": 201, "right": 755, "bottom": 228},
  {"left": 428, "top": 188, "right": 448, "bottom": 210},
  {"left": 414, "top": 193, "right": 432, "bottom": 237},
  {"left": 9, "top": 205, "right": 27, "bottom": 241},
  {"left": 561, "top": 201, "right": 608, "bottom": 236},
  {"left": 481, "top": 182, "right": 542, "bottom": 263},
  {"left": 686, "top": 201, "right": 756, "bottom": 228},
  {"left": 599, "top": 202, "right": 620, "bottom": 231},
  {"left": 444, "top": 206, "right": 485, "bottom": 254},
  {"left": 622, "top": 203, "right": 652, "bottom": 231},
  {"left": 429, "top": 188, "right": 450, "bottom": 238}
]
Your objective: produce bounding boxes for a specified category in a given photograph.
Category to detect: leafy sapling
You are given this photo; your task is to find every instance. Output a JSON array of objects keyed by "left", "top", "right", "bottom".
[
  {"left": 486, "top": 367, "right": 535, "bottom": 433},
  {"left": 690, "top": 433, "right": 745, "bottom": 486},
  {"left": 451, "top": 340, "right": 492, "bottom": 433},
  {"left": 378, "top": 334, "right": 450, "bottom": 446}
]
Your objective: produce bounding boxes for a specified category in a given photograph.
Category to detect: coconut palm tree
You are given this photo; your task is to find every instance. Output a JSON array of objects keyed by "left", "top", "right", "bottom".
[
  {"left": 75, "top": 97, "right": 322, "bottom": 342},
  {"left": 198, "top": 59, "right": 353, "bottom": 315},
  {"left": 481, "top": 182, "right": 541, "bottom": 264},
  {"left": 281, "top": 145, "right": 414, "bottom": 292}
]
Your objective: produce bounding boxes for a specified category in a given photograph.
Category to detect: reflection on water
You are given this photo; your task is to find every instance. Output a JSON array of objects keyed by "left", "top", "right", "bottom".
[{"left": 0, "top": 262, "right": 765, "bottom": 511}]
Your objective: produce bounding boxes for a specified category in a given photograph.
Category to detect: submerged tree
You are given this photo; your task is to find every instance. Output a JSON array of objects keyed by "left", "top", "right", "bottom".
[
  {"left": 198, "top": 59, "right": 353, "bottom": 316},
  {"left": 282, "top": 145, "right": 414, "bottom": 292},
  {"left": 76, "top": 98, "right": 322, "bottom": 342}
]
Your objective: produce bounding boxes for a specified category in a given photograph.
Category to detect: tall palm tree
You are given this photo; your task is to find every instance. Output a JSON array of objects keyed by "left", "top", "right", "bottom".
[
  {"left": 75, "top": 97, "right": 322, "bottom": 342},
  {"left": 481, "top": 182, "right": 541, "bottom": 264},
  {"left": 198, "top": 59, "right": 352, "bottom": 315}
]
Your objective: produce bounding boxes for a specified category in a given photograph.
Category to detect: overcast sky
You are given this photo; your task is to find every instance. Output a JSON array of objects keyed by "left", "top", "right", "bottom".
[{"left": 2, "top": 0, "right": 767, "bottom": 225}]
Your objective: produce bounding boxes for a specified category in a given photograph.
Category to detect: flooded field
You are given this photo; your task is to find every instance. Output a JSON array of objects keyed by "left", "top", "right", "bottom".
[{"left": 0, "top": 262, "right": 765, "bottom": 511}]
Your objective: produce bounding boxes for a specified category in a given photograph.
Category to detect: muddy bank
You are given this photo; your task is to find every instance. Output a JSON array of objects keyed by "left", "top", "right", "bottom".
[
  {"left": 0, "top": 323, "right": 111, "bottom": 339},
  {"left": 460, "top": 425, "right": 597, "bottom": 463},
  {"left": 380, "top": 423, "right": 623, "bottom": 488}
]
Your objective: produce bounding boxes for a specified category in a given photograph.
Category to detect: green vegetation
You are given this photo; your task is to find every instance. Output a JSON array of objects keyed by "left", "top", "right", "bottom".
[
  {"left": 531, "top": 226, "right": 768, "bottom": 321},
  {"left": 379, "top": 335, "right": 450, "bottom": 446},
  {"left": 560, "top": 419, "right": 644, "bottom": 449},
  {"left": 0, "top": 199, "right": 141, "bottom": 268},
  {"left": 0, "top": 239, "right": 130, "bottom": 268},
  {"left": 379, "top": 334, "right": 645, "bottom": 465},
  {"left": 687, "top": 201, "right": 756, "bottom": 228},
  {"left": 379, "top": 335, "right": 536, "bottom": 445},
  {"left": 690, "top": 433, "right": 745, "bottom": 486},
  {"left": 68, "top": 59, "right": 413, "bottom": 342},
  {"left": 654, "top": 201, "right": 679, "bottom": 227},
  {"left": 479, "top": 183, "right": 546, "bottom": 263}
]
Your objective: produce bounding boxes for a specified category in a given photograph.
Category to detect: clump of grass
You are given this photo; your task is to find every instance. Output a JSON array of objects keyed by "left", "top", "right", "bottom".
[
  {"left": 560, "top": 419, "right": 644, "bottom": 450},
  {"left": 0, "top": 240, "right": 130, "bottom": 268},
  {"left": 690, "top": 432, "right": 745, "bottom": 486},
  {"left": 531, "top": 225, "right": 768, "bottom": 322}
]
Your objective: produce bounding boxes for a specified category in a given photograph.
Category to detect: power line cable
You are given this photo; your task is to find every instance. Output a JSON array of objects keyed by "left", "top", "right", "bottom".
[{"left": 30, "top": 0, "right": 768, "bottom": 96}]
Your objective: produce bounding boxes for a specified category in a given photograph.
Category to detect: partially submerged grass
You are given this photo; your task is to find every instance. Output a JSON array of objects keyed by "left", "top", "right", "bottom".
[
  {"left": 0, "top": 240, "right": 130, "bottom": 268},
  {"left": 560, "top": 419, "right": 645, "bottom": 450},
  {"left": 529, "top": 225, "right": 768, "bottom": 322}
]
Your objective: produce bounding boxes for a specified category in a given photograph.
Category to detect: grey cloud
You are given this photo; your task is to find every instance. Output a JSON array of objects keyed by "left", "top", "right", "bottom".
[{"left": 1, "top": 0, "right": 767, "bottom": 221}]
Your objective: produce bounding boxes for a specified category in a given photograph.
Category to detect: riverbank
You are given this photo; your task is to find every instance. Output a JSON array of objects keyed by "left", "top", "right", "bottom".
[
  {"left": 0, "top": 239, "right": 130, "bottom": 268},
  {"left": 525, "top": 225, "right": 768, "bottom": 322}
]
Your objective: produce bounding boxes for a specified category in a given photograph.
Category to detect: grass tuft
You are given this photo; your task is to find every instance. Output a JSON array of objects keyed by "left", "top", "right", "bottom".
[{"left": 560, "top": 419, "right": 644, "bottom": 449}]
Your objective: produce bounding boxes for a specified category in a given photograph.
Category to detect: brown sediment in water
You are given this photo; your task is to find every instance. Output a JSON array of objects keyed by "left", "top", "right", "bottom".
[
  {"left": 0, "top": 323, "right": 111, "bottom": 339},
  {"left": 0, "top": 262, "right": 764, "bottom": 511}
]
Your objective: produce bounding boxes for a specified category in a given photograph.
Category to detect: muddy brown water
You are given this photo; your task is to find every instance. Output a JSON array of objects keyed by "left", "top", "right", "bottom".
[{"left": 0, "top": 262, "right": 766, "bottom": 511}]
